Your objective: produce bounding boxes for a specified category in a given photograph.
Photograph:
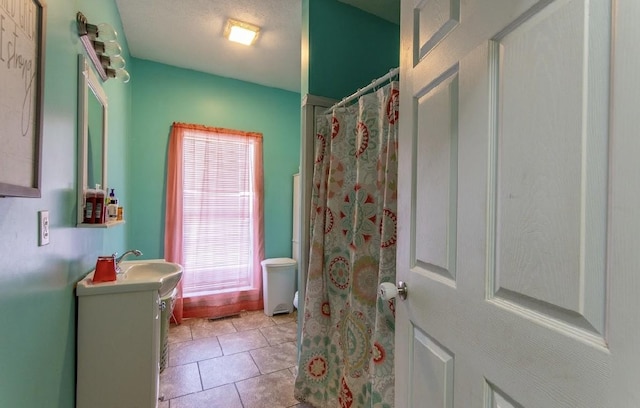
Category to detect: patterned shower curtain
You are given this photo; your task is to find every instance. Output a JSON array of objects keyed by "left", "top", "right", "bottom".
[{"left": 295, "top": 81, "right": 399, "bottom": 408}]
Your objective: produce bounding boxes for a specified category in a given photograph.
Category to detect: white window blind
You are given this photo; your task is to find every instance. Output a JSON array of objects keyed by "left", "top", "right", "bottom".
[{"left": 181, "top": 130, "right": 257, "bottom": 297}]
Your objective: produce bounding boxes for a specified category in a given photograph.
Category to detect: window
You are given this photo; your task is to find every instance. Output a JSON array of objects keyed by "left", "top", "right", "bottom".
[
  {"left": 165, "top": 122, "right": 264, "bottom": 320},
  {"left": 182, "top": 131, "right": 258, "bottom": 296}
]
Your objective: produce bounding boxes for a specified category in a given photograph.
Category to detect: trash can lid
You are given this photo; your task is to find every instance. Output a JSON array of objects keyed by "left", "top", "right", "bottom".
[{"left": 261, "top": 257, "right": 297, "bottom": 267}]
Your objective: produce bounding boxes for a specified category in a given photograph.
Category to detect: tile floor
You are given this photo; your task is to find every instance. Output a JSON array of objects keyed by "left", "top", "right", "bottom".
[{"left": 159, "top": 310, "right": 313, "bottom": 408}]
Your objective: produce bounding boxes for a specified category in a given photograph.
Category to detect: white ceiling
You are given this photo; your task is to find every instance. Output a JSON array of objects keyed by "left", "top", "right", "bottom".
[{"left": 115, "top": 0, "right": 399, "bottom": 93}]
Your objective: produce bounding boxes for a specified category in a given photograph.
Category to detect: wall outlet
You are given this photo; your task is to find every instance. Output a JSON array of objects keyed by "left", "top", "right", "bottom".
[{"left": 39, "top": 210, "right": 50, "bottom": 246}]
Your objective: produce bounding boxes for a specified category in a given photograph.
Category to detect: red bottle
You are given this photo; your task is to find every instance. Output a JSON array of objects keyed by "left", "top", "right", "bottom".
[
  {"left": 83, "top": 189, "right": 96, "bottom": 224},
  {"left": 93, "top": 189, "right": 105, "bottom": 224}
]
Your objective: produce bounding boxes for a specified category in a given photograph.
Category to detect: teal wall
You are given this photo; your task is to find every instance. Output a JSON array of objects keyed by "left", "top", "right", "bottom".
[
  {"left": 0, "top": 0, "right": 129, "bottom": 406},
  {"left": 127, "top": 59, "right": 301, "bottom": 261},
  {"left": 303, "top": 0, "right": 399, "bottom": 99}
]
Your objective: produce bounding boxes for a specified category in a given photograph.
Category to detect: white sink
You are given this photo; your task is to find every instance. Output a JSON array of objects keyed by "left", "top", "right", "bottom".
[
  {"left": 119, "top": 260, "right": 183, "bottom": 297},
  {"left": 77, "top": 259, "right": 183, "bottom": 297}
]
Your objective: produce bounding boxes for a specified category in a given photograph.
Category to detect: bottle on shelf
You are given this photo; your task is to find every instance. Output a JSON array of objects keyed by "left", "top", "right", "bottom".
[
  {"left": 93, "top": 185, "right": 105, "bottom": 224},
  {"left": 107, "top": 189, "right": 119, "bottom": 221},
  {"left": 83, "top": 188, "right": 96, "bottom": 224}
]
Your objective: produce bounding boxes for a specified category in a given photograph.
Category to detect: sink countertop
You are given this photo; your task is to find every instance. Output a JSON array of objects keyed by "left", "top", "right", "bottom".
[{"left": 76, "top": 258, "right": 180, "bottom": 296}]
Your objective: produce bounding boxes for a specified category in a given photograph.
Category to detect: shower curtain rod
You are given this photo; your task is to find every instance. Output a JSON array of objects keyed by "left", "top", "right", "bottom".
[{"left": 325, "top": 67, "right": 399, "bottom": 113}]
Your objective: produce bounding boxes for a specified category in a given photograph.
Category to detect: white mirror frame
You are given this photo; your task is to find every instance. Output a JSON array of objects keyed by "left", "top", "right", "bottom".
[{"left": 77, "top": 54, "right": 108, "bottom": 226}]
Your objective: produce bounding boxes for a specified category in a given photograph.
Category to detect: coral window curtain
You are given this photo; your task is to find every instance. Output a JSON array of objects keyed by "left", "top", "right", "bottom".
[{"left": 164, "top": 122, "right": 265, "bottom": 323}]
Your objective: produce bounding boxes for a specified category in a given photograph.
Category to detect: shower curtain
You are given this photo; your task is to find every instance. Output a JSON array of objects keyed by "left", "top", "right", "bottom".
[{"left": 295, "top": 81, "right": 399, "bottom": 408}]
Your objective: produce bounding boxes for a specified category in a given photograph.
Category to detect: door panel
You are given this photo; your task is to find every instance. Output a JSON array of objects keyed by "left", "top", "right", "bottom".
[
  {"left": 396, "top": 0, "right": 638, "bottom": 406},
  {"left": 416, "top": 0, "right": 460, "bottom": 60},
  {"left": 415, "top": 71, "right": 459, "bottom": 282},
  {"left": 491, "top": 0, "right": 609, "bottom": 337},
  {"left": 485, "top": 382, "right": 523, "bottom": 408},
  {"left": 411, "top": 329, "right": 454, "bottom": 408}
]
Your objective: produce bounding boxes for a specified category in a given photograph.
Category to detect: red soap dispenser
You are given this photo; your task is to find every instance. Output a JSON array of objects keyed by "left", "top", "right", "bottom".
[
  {"left": 92, "top": 256, "right": 117, "bottom": 283},
  {"left": 83, "top": 188, "right": 96, "bottom": 224},
  {"left": 93, "top": 187, "right": 106, "bottom": 224}
]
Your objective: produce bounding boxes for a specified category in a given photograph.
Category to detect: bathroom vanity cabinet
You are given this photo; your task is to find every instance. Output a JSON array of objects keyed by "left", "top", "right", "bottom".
[{"left": 76, "top": 278, "right": 160, "bottom": 408}]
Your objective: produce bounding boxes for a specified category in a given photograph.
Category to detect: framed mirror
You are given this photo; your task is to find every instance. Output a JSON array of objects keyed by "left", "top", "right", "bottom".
[{"left": 77, "top": 54, "right": 108, "bottom": 226}]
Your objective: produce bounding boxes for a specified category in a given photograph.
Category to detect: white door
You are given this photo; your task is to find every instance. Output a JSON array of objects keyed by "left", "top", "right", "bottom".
[{"left": 396, "top": 0, "right": 640, "bottom": 406}]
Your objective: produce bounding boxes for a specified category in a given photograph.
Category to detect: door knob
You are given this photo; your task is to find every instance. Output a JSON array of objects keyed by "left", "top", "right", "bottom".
[{"left": 379, "top": 281, "right": 407, "bottom": 301}]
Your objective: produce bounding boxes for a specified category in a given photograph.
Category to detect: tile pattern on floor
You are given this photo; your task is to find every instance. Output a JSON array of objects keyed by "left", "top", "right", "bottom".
[{"left": 160, "top": 310, "right": 314, "bottom": 408}]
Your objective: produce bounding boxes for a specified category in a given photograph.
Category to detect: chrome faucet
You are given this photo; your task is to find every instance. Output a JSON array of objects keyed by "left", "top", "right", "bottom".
[{"left": 113, "top": 249, "right": 143, "bottom": 273}]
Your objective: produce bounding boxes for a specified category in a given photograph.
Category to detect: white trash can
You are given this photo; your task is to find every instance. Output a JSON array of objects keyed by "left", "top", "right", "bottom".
[{"left": 261, "top": 258, "right": 297, "bottom": 316}]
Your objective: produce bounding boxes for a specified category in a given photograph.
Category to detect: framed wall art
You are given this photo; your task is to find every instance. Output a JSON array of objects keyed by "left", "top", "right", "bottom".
[{"left": 0, "top": 0, "right": 46, "bottom": 197}]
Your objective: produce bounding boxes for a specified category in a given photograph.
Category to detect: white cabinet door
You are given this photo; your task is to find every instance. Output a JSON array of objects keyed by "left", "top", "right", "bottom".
[{"left": 396, "top": 0, "right": 640, "bottom": 406}]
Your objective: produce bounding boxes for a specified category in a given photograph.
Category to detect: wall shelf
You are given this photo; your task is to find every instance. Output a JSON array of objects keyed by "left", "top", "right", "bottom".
[{"left": 77, "top": 220, "right": 125, "bottom": 228}]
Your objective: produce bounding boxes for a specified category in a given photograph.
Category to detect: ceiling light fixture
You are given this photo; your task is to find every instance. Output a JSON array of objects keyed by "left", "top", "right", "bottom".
[{"left": 224, "top": 19, "right": 260, "bottom": 46}]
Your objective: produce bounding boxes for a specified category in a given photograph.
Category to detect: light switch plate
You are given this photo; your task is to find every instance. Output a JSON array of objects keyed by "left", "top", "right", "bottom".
[{"left": 39, "top": 210, "right": 50, "bottom": 246}]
